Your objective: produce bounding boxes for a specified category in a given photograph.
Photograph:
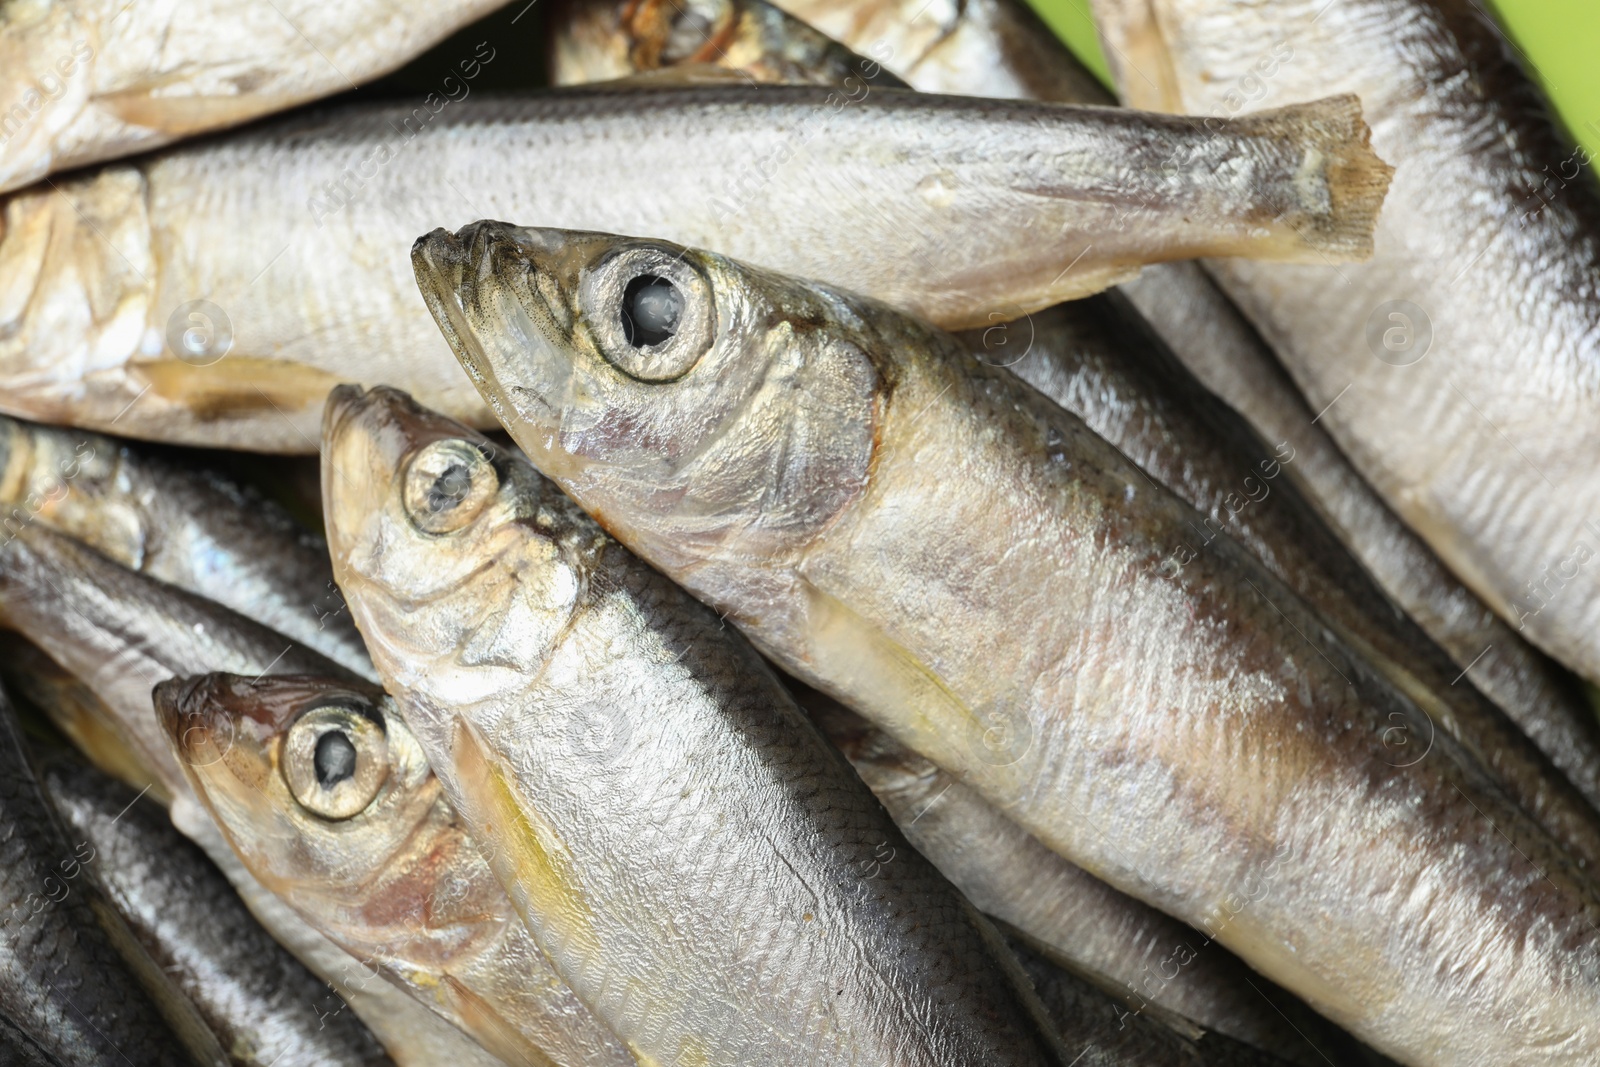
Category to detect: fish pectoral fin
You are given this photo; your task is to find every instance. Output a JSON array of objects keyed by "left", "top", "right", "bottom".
[
  {"left": 97, "top": 89, "right": 304, "bottom": 137},
  {"left": 439, "top": 973, "right": 561, "bottom": 1067},
  {"left": 449, "top": 719, "right": 602, "bottom": 961},
  {"left": 129, "top": 357, "right": 345, "bottom": 422},
  {"left": 796, "top": 578, "right": 1012, "bottom": 782}
]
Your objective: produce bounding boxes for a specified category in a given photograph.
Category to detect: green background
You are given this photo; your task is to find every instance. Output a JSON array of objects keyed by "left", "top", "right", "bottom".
[{"left": 1025, "top": 0, "right": 1600, "bottom": 157}]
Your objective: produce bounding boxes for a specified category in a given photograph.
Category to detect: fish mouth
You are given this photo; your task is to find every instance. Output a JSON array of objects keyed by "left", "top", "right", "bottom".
[
  {"left": 410, "top": 226, "right": 474, "bottom": 314},
  {"left": 154, "top": 674, "right": 250, "bottom": 769},
  {"left": 413, "top": 222, "right": 617, "bottom": 482}
]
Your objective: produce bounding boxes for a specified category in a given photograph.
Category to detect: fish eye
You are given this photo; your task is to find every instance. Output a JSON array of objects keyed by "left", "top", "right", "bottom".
[
  {"left": 620, "top": 275, "right": 683, "bottom": 346},
  {"left": 283, "top": 703, "right": 389, "bottom": 820},
  {"left": 581, "top": 246, "right": 713, "bottom": 381},
  {"left": 403, "top": 439, "right": 498, "bottom": 535}
]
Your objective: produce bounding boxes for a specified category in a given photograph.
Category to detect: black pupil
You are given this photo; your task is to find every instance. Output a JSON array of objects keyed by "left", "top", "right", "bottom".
[
  {"left": 428, "top": 462, "right": 471, "bottom": 512},
  {"left": 620, "top": 275, "right": 683, "bottom": 347},
  {"left": 314, "top": 730, "right": 357, "bottom": 788}
]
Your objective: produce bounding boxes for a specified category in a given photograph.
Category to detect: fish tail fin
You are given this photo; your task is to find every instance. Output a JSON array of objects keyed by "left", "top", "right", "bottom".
[{"left": 1232, "top": 93, "right": 1396, "bottom": 262}]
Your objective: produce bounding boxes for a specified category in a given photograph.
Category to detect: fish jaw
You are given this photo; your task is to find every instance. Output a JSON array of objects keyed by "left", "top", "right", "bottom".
[
  {"left": 154, "top": 671, "right": 336, "bottom": 894},
  {"left": 410, "top": 223, "right": 604, "bottom": 492}
]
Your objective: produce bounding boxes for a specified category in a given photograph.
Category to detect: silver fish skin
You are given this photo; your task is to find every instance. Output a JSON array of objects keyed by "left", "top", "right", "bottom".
[
  {"left": 322, "top": 384, "right": 1070, "bottom": 1067},
  {"left": 0, "top": 0, "right": 506, "bottom": 194},
  {"left": 154, "top": 672, "right": 638, "bottom": 1067},
  {"left": 416, "top": 222, "right": 1600, "bottom": 1067},
  {"left": 1006, "top": 934, "right": 1311, "bottom": 1067},
  {"left": 550, "top": 0, "right": 911, "bottom": 89},
  {"left": 1089, "top": 0, "right": 1600, "bottom": 689},
  {"left": 0, "top": 682, "right": 201, "bottom": 1067},
  {"left": 542, "top": 25, "right": 1401, "bottom": 1061},
  {"left": 1116, "top": 261, "right": 1600, "bottom": 822},
  {"left": 794, "top": 0, "right": 1600, "bottom": 869},
  {"left": 803, "top": 692, "right": 1363, "bottom": 1067},
  {"left": 0, "top": 523, "right": 347, "bottom": 800},
  {"left": 0, "top": 1013, "right": 66, "bottom": 1067},
  {"left": 768, "top": 0, "right": 1107, "bottom": 102},
  {"left": 1, "top": 633, "right": 154, "bottom": 790},
  {"left": 966, "top": 296, "right": 1600, "bottom": 872},
  {"left": 41, "top": 756, "right": 395, "bottom": 1067},
  {"left": 0, "top": 85, "right": 1389, "bottom": 451},
  {"left": 0, "top": 415, "right": 373, "bottom": 678},
  {"left": 0, "top": 524, "right": 509, "bottom": 1067}
]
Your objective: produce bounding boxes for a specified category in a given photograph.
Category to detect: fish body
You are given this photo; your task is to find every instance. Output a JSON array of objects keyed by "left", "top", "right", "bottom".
[
  {"left": 1117, "top": 260, "right": 1600, "bottom": 819},
  {"left": 0, "top": 414, "right": 372, "bottom": 677},
  {"left": 786, "top": 0, "right": 1600, "bottom": 854},
  {"left": 415, "top": 223, "right": 1600, "bottom": 1066},
  {"left": 804, "top": 693, "right": 1359, "bottom": 1067},
  {"left": 1, "top": 85, "right": 1386, "bottom": 450},
  {"left": 0, "top": 524, "right": 344, "bottom": 798},
  {"left": 0, "top": 1014, "right": 67, "bottom": 1067},
  {"left": 969, "top": 296, "right": 1600, "bottom": 871},
  {"left": 322, "top": 385, "right": 1070, "bottom": 1066},
  {"left": 155, "top": 673, "right": 636, "bottom": 1067},
  {"left": 550, "top": 0, "right": 909, "bottom": 89},
  {"left": 1090, "top": 0, "right": 1600, "bottom": 688},
  {"left": 0, "top": 683, "right": 199, "bottom": 1067},
  {"left": 0, "top": 524, "right": 509, "bottom": 1067},
  {"left": 1, "top": 633, "right": 152, "bottom": 789},
  {"left": 0, "top": 0, "right": 506, "bottom": 193},
  {"left": 1008, "top": 934, "right": 1311, "bottom": 1067},
  {"left": 41, "top": 756, "right": 394, "bottom": 1067}
]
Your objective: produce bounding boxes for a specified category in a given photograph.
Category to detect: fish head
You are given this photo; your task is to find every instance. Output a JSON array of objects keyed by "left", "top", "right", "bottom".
[
  {"left": 321, "top": 383, "right": 592, "bottom": 709},
  {"left": 153, "top": 672, "right": 439, "bottom": 897},
  {"left": 410, "top": 223, "right": 883, "bottom": 587}
]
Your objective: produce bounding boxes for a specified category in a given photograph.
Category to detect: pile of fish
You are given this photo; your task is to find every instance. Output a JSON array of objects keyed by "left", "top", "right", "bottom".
[{"left": 0, "top": 0, "right": 1595, "bottom": 1063}]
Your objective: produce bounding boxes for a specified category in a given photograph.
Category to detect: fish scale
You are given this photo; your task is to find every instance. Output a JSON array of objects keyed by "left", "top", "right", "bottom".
[
  {"left": 0, "top": 0, "right": 506, "bottom": 193},
  {"left": 153, "top": 673, "right": 637, "bottom": 1067},
  {"left": 41, "top": 757, "right": 395, "bottom": 1067},
  {"left": 0, "top": 414, "right": 373, "bottom": 679},
  {"left": 1090, "top": 0, "right": 1600, "bottom": 691},
  {"left": 322, "top": 384, "right": 1073, "bottom": 1065},
  {"left": 0, "top": 683, "right": 198, "bottom": 1067},
  {"left": 965, "top": 296, "right": 1600, "bottom": 876},
  {"left": 0, "top": 524, "right": 513, "bottom": 1067},
  {"left": 772, "top": 0, "right": 1600, "bottom": 852},
  {"left": 412, "top": 221, "right": 1600, "bottom": 1065},
  {"left": 3, "top": 84, "right": 1387, "bottom": 450},
  {"left": 802, "top": 691, "right": 1367, "bottom": 1067}
]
